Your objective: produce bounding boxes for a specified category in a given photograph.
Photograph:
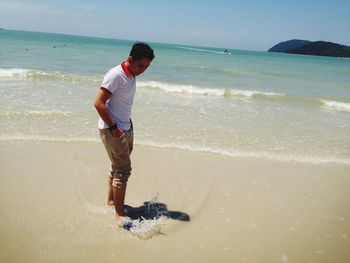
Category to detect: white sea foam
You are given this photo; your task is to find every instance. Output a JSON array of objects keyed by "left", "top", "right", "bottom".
[
  {"left": 138, "top": 81, "right": 225, "bottom": 96},
  {"left": 138, "top": 80, "right": 284, "bottom": 99},
  {"left": 137, "top": 141, "right": 350, "bottom": 166},
  {"left": 229, "top": 89, "right": 283, "bottom": 98},
  {"left": 0, "top": 135, "right": 100, "bottom": 143},
  {"left": 0, "top": 68, "right": 99, "bottom": 82},
  {"left": 0, "top": 110, "right": 73, "bottom": 117},
  {"left": 320, "top": 99, "right": 350, "bottom": 112},
  {"left": 0, "top": 68, "right": 30, "bottom": 78}
]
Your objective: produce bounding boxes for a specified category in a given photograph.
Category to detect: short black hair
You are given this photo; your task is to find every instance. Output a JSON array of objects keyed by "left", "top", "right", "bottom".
[{"left": 129, "top": 42, "right": 155, "bottom": 62}]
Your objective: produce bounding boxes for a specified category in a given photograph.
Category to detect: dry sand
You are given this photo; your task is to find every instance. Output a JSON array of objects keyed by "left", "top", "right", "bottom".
[{"left": 1, "top": 141, "right": 349, "bottom": 262}]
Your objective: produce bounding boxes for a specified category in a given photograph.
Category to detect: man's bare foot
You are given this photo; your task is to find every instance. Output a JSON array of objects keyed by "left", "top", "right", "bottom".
[
  {"left": 107, "top": 200, "right": 114, "bottom": 206},
  {"left": 116, "top": 215, "right": 132, "bottom": 228}
]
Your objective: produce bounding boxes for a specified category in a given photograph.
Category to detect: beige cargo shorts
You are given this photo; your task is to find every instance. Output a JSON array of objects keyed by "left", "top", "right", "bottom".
[{"left": 99, "top": 128, "right": 134, "bottom": 188}]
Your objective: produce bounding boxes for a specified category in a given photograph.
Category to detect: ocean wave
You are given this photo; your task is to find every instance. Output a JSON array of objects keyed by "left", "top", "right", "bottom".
[
  {"left": 0, "top": 68, "right": 99, "bottom": 82},
  {"left": 0, "top": 110, "right": 74, "bottom": 117},
  {"left": 320, "top": 99, "right": 350, "bottom": 112},
  {"left": 2, "top": 69, "right": 349, "bottom": 111},
  {"left": 138, "top": 81, "right": 284, "bottom": 99},
  {"left": 1, "top": 135, "right": 349, "bottom": 165},
  {"left": 139, "top": 141, "right": 350, "bottom": 166},
  {"left": 0, "top": 135, "right": 100, "bottom": 143},
  {"left": 0, "top": 68, "right": 29, "bottom": 78}
]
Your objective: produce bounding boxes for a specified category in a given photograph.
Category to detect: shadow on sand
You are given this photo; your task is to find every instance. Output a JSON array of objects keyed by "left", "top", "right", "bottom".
[{"left": 124, "top": 202, "right": 190, "bottom": 222}]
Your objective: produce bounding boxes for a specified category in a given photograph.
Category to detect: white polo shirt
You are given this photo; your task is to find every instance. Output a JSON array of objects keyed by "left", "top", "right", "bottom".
[{"left": 98, "top": 62, "right": 136, "bottom": 131}]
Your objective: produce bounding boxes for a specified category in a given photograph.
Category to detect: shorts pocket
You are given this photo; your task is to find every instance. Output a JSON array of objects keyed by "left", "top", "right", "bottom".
[{"left": 110, "top": 133, "right": 129, "bottom": 153}]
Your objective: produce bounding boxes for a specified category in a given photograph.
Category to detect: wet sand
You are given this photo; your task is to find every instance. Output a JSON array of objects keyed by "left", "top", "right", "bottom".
[{"left": 1, "top": 141, "right": 349, "bottom": 262}]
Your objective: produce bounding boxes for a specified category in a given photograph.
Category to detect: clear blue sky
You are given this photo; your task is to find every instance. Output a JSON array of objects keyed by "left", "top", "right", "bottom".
[{"left": 0, "top": 0, "right": 349, "bottom": 51}]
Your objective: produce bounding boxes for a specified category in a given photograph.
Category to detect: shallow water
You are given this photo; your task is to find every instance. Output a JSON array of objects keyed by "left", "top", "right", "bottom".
[{"left": 1, "top": 29, "right": 350, "bottom": 165}]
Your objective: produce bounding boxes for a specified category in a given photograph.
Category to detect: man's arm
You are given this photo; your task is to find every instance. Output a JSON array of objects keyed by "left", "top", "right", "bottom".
[{"left": 94, "top": 88, "right": 124, "bottom": 137}]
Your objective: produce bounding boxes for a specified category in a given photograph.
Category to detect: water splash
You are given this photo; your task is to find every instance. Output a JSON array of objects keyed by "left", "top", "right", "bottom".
[
  {"left": 124, "top": 193, "right": 168, "bottom": 239},
  {"left": 127, "top": 216, "right": 166, "bottom": 239}
]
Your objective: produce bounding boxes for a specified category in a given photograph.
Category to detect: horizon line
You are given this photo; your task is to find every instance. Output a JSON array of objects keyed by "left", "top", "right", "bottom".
[{"left": 1, "top": 27, "right": 264, "bottom": 53}]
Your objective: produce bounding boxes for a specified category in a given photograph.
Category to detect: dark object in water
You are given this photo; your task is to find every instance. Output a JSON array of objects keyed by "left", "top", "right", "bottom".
[{"left": 124, "top": 202, "right": 190, "bottom": 221}]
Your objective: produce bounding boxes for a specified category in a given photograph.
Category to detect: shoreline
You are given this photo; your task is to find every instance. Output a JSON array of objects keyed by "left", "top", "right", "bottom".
[
  {"left": 1, "top": 137, "right": 349, "bottom": 166},
  {"left": 1, "top": 140, "right": 350, "bottom": 262}
]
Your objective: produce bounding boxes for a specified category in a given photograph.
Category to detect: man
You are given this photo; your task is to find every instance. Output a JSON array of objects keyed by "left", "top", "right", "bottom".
[{"left": 94, "top": 43, "right": 154, "bottom": 221}]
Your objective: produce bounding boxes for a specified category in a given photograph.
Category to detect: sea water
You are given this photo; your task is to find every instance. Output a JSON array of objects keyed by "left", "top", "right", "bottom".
[{"left": 1, "top": 29, "right": 350, "bottom": 165}]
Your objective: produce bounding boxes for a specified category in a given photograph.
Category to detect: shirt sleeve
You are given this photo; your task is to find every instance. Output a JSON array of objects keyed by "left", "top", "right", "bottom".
[{"left": 101, "top": 69, "right": 122, "bottom": 94}]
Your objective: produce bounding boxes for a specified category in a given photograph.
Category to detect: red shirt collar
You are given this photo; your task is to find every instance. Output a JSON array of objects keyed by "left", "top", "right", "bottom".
[{"left": 121, "top": 61, "right": 134, "bottom": 78}]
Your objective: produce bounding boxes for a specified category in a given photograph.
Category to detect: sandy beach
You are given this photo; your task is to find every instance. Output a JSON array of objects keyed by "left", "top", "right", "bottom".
[
  {"left": 1, "top": 140, "right": 349, "bottom": 262},
  {"left": 2, "top": 8, "right": 350, "bottom": 263}
]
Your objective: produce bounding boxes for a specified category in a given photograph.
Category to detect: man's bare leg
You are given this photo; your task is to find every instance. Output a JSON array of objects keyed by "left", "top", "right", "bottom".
[
  {"left": 113, "top": 185, "right": 127, "bottom": 217},
  {"left": 107, "top": 177, "right": 114, "bottom": 206}
]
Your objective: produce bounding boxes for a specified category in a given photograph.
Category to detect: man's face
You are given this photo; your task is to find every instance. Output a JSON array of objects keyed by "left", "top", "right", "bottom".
[{"left": 128, "top": 57, "right": 151, "bottom": 76}]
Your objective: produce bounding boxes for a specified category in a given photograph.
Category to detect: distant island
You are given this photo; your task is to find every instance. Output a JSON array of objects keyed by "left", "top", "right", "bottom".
[{"left": 268, "top": 39, "right": 350, "bottom": 58}]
